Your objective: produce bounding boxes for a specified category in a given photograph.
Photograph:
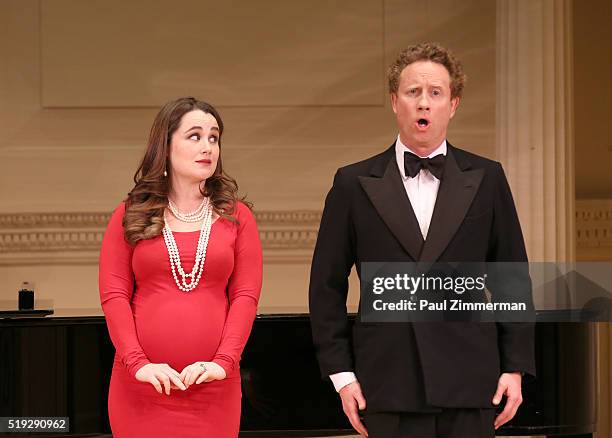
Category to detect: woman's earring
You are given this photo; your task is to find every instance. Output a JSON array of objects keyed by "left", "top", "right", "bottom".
[{"left": 164, "top": 170, "right": 167, "bottom": 177}]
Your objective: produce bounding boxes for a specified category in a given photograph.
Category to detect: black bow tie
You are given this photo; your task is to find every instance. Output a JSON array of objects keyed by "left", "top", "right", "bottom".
[{"left": 404, "top": 151, "right": 446, "bottom": 180}]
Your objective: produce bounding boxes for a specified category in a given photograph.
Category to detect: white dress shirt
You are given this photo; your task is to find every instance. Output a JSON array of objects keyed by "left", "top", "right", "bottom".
[
  {"left": 329, "top": 136, "right": 447, "bottom": 392},
  {"left": 395, "top": 136, "right": 447, "bottom": 239}
]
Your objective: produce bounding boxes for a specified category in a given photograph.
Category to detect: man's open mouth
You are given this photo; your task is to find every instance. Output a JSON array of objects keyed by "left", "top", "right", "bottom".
[{"left": 417, "top": 118, "right": 429, "bottom": 127}]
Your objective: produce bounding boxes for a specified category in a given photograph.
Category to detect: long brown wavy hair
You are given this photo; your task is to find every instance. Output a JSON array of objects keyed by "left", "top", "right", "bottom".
[{"left": 123, "top": 97, "right": 247, "bottom": 245}]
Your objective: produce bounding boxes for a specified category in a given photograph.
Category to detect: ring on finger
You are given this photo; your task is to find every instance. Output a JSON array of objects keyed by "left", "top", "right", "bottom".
[{"left": 198, "top": 363, "right": 207, "bottom": 372}]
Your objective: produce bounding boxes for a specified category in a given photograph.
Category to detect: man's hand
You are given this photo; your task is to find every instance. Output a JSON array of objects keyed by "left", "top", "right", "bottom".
[
  {"left": 492, "top": 372, "right": 523, "bottom": 429},
  {"left": 338, "top": 381, "right": 368, "bottom": 437}
]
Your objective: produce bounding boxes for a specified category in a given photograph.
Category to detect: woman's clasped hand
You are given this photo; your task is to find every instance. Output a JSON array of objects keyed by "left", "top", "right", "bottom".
[{"left": 134, "top": 362, "right": 227, "bottom": 395}]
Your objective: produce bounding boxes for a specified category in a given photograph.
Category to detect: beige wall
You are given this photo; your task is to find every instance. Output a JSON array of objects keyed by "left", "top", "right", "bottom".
[
  {"left": 1, "top": 1, "right": 608, "bottom": 304},
  {"left": 573, "top": 1, "right": 612, "bottom": 434},
  {"left": 573, "top": 0, "right": 612, "bottom": 199},
  {"left": 0, "top": 0, "right": 496, "bottom": 309}
]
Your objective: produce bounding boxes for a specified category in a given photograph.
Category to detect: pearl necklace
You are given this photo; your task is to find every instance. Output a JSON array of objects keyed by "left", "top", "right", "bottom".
[
  {"left": 168, "top": 198, "right": 207, "bottom": 222},
  {"left": 162, "top": 198, "right": 213, "bottom": 292}
]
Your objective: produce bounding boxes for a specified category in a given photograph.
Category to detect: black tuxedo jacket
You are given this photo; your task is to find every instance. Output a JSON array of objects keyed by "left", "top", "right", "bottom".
[{"left": 309, "top": 142, "right": 536, "bottom": 412}]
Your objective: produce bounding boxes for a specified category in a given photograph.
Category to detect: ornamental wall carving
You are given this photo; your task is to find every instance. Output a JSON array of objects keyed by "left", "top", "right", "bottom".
[
  {"left": 0, "top": 210, "right": 321, "bottom": 265},
  {"left": 576, "top": 200, "right": 612, "bottom": 261},
  {"left": 2, "top": 201, "right": 610, "bottom": 265}
]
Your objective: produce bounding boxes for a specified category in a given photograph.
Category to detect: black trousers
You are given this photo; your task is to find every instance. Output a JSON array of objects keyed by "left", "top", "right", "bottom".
[{"left": 363, "top": 409, "right": 496, "bottom": 438}]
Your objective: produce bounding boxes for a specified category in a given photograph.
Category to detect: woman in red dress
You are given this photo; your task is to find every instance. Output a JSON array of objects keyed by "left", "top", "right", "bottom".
[{"left": 99, "top": 97, "right": 262, "bottom": 437}]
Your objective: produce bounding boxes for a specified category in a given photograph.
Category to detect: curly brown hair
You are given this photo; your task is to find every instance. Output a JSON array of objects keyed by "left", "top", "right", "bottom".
[
  {"left": 388, "top": 42, "right": 467, "bottom": 99},
  {"left": 123, "top": 97, "right": 248, "bottom": 245}
]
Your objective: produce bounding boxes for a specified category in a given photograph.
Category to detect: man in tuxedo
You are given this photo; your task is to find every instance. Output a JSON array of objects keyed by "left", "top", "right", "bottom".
[{"left": 309, "top": 43, "right": 535, "bottom": 437}]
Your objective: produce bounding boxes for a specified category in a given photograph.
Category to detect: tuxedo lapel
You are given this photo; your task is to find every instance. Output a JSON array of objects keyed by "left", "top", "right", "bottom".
[
  {"left": 419, "top": 145, "right": 484, "bottom": 262},
  {"left": 358, "top": 148, "right": 424, "bottom": 261}
]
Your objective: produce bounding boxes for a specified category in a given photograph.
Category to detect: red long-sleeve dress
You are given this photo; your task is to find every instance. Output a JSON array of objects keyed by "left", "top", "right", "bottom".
[{"left": 98, "top": 201, "right": 262, "bottom": 438}]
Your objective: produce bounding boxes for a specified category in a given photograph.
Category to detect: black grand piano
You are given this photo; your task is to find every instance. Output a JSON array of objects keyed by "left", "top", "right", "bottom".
[{"left": 0, "top": 307, "right": 597, "bottom": 437}]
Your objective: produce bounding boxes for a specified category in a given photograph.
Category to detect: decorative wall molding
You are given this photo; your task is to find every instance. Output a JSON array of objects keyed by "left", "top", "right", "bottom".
[
  {"left": 2, "top": 201, "right": 610, "bottom": 266},
  {"left": 0, "top": 231, "right": 102, "bottom": 253},
  {"left": 576, "top": 200, "right": 612, "bottom": 250},
  {"left": 0, "top": 210, "right": 321, "bottom": 266},
  {"left": 0, "top": 212, "right": 110, "bottom": 229}
]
